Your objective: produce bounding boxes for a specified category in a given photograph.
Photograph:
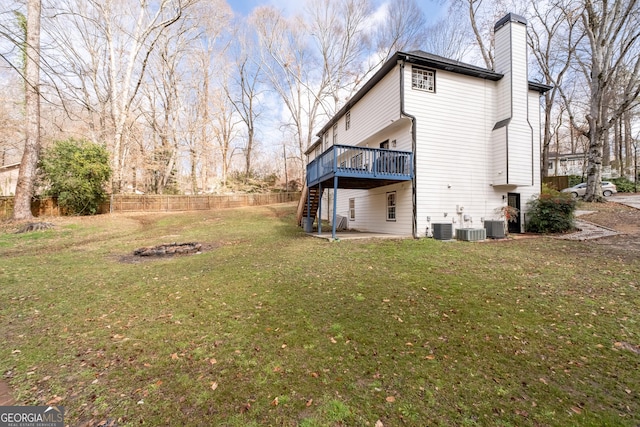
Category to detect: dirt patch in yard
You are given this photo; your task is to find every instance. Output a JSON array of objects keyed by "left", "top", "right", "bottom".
[
  {"left": 578, "top": 199, "right": 640, "bottom": 258},
  {"left": 579, "top": 201, "right": 640, "bottom": 234}
]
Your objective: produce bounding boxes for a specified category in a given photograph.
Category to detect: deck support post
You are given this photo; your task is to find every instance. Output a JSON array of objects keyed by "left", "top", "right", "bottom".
[
  {"left": 306, "top": 184, "right": 311, "bottom": 231},
  {"left": 332, "top": 176, "right": 338, "bottom": 239},
  {"left": 318, "top": 182, "right": 322, "bottom": 235}
]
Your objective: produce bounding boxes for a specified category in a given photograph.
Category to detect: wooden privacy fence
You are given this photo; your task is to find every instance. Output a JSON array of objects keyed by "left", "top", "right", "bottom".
[
  {"left": 543, "top": 176, "right": 570, "bottom": 191},
  {"left": 0, "top": 192, "right": 301, "bottom": 219},
  {"left": 108, "top": 192, "right": 300, "bottom": 213},
  {"left": 1, "top": 196, "right": 64, "bottom": 219}
]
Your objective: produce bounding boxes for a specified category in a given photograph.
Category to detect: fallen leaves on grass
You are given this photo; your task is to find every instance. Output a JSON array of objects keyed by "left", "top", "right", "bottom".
[
  {"left": 47, "top": 396, "right": 63, "bottom": 405},
  {"left": 614, "top": 341, "right": 640, "bottom": 354}
]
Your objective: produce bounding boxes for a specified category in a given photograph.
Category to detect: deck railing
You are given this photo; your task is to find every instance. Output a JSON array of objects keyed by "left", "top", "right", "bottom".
[{"left": 307, "top": 144, "right": 413, "bottom": 185}]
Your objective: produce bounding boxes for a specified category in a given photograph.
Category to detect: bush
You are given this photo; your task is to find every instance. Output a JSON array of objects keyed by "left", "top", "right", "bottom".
[
  {"left": 568, "top": 175, "right": 584, "bottom": 187},
  {"left": 526, "top": 185, "right": 578, "bottom": 234},
  {"left": 611, "top": 177, "right": 636, "bottom": 193},
  {"left": 39, "top": 138, "right": 112, "bottom": 215}
]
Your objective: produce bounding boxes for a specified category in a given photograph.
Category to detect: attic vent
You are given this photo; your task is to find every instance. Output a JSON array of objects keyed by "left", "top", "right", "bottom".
[
  {"left": 432, "top": 223, "right": 453, "bottom": 240},
  {"left": 484, "top": 220, "right": 506, "bottom": 239},
  {"left": 456, "top": 228, "right": 486, "bottom": 242}
]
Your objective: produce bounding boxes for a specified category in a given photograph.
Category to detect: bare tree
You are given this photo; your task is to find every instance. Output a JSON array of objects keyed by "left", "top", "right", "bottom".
[
  {"left": 89, "top": 0, "right": 195, "bottom": 192},
  {"left": 450, "top": 0, "right": 526, "bottom": 69},
  {"left": 13, "top": 0, "right": 40, "bottom": 220},
  {"left": 372, "top": 0, "right": 428, "bottom": 61},
  {"left": 570, "top": 0, "right": 640, "bottom": 201},
  {"left": 212, "top": 86, "right": 240, "bottom": 188},
  {"left": 252, "top": 1, "right": 379, "bottom": 180},
  {"left": 252, "top": 6, "right": 323, "bottom": 177},
  {"left": 307, "top": 0, "right": 373, "bottom": 109},
  {"left": 527, "top": 0, "right": 582, "bottom": 178},
  {"left": 422, "top": 12, "right": 474, "bottom": 61},
  {"left": 225, "top": 25, "right": 265, "bottom": 182}
]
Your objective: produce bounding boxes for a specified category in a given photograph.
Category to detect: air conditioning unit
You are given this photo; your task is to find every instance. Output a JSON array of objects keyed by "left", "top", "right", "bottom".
[
  {"left": 456, "top": 228, "right": 486, "bottom": 242},
  {"left": 484, "top": 220, "right": 506, "bottom": 239},
  {"left": 432, "top": 223, "right": 453, "bottom": 240}
]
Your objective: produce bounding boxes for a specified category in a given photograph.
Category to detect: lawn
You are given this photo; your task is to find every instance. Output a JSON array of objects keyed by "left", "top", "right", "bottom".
[{"left": 0, "top": 203, "right": 638, "bottom": 426}]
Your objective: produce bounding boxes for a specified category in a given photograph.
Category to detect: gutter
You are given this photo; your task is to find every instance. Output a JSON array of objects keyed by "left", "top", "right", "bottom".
[{"left": 398, "top": 57, "right": 418, "bottom": 239}]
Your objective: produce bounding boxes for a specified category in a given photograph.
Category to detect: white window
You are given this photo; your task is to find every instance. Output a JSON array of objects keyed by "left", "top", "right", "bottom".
[
  {"left": 349, "top": 198, "right": 355, "bottom": 220},
  {"left": 412, "top": 67, "right": 435, "bottom": 92},
  {"left": 345, "top": 111, "right": 351, "bottom": 130},
  {"left": 386, "top": 192, "right": 396, "bottom": 221},
  {"left": 333, "top": 124, "right": 338, "bottom": 145}
]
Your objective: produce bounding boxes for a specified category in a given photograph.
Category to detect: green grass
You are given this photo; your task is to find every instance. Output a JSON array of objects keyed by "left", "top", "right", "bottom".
[{"left": 1, "top": 203, "right": 639, "bottom": 426}]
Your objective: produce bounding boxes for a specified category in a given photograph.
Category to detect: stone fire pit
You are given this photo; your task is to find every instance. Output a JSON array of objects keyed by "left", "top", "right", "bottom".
[{"left": 133, "top": 242, "right": 202, "bottom": 257}]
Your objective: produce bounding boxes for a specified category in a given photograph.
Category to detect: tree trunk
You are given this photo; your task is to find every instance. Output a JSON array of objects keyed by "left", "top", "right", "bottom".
[
  {"left": 13, "top": 0, "right": 41, "bottom": 220},
  {"left": 584, "top": 115, "right": 604, "bottom": 202},
  {"left": 624, "top": 110, "right": 632, "bottom": 174}
]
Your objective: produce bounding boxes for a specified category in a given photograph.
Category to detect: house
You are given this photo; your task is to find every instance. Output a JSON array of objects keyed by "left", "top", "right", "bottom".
[
  {"left": 547, "top": 152, "right": 618, "bottom": 179},
  {"left": 0, "top": 162, "right": 20, "bottom": 196},
  {"left": 547, "top": 152, "right": 586, "bottom": 177},
  {"left": 298, "top": 13, "right": 552, "bottom": 239}
]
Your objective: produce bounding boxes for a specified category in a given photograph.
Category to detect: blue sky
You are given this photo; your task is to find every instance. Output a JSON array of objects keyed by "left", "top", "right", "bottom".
[{"left": 227, "top": 0, "right": 446, "bottom": 24}]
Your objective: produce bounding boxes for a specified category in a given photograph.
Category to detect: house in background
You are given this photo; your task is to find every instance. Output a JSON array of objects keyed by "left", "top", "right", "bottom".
[
  {"left": 298, "top": 13, "right": 551, "bottom": 239},
  {"left": 0, "top": 162, "right": 20, "bottom": 196},
  {"left": 547, "top": 152, "right": 618, "bottom": 179}
]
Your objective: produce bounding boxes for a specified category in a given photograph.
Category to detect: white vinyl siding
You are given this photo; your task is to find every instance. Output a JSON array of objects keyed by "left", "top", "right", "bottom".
[
  {"left": 494, "top": 28, "right": 512, "bottom": 121},
  {"left": 406, "top": 64, "right": 503, "bottom": 236},
  {"left": 336, "top": 185, "right": 412, "bottom": 234},
  {"left": 340, "top": 69, "right": 401, "bottom": 149}
]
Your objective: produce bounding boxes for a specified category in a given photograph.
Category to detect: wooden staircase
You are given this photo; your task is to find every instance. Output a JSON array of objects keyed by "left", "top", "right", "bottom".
[{"left": 296, "top": 184, "right": 321, "bottom": 227}]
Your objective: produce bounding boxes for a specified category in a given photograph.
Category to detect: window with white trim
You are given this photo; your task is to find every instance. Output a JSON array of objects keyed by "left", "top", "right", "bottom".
[
  {"left": 386, "top": 192, "right": 396, "bottom": 221},
  {"left": 333, "top": 124, "right": 338, "bottom": 144},
  {"left": 412, "top": 67, "right": 435, "bottom": 92},
  {"left": 345, "top": 111, "right": 351, "bottom": 130},
  {"left": 349, "top": 198, "right": 355, "bottom": 220}
]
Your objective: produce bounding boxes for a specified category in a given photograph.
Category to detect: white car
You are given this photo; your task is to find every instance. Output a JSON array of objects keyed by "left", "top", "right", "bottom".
[{"left": 561, "top": 182, "right": 617, "bottom": 198}]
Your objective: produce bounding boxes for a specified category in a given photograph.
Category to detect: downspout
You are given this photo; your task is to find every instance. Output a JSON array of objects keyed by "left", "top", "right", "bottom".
[{"left": 399, "top": 57, "right": 418, "bottom": 239}]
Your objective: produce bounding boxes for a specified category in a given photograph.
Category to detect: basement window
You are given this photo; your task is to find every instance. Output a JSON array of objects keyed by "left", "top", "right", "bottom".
[
  {"left": 412, "top": 67, "right": 435, "bottom": 92},
  {"left": 386, "top": 192, "right": 396, "bottom": 221},
  {"left": 349, "top": 198, "right": 355, "bottom": 221}
]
